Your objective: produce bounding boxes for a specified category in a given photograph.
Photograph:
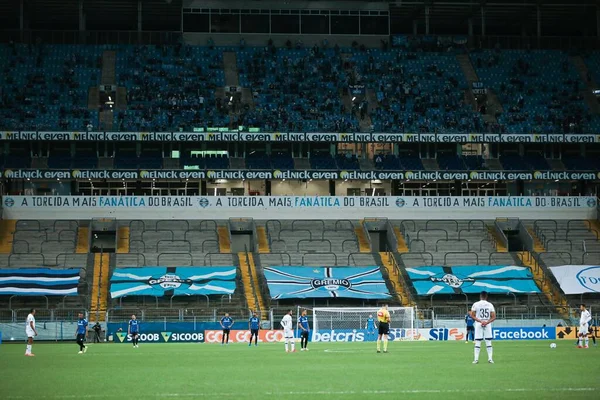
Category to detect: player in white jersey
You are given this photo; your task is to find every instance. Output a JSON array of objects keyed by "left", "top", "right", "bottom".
[
  {"left": 280, "top": 309, "right": 295, "bottom": 353},
  {"left": 25, "top": 308, "right": 38, "bottom": 357},
  {"left": 470, "top": 291, "right": 496, "bottom": 364},
  {"left": 577, "top": 304, "right": 592, "bottom": 349}
]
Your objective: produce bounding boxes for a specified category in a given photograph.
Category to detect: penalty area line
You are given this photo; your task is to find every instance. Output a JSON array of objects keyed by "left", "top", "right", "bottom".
[{"left": 3, "top": 388, "right": 598, "bottom": 399}]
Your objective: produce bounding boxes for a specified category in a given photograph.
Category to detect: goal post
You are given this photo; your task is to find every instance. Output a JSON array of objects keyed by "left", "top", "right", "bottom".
[{"left": 312, "top": 307, "right": 416, "bottom": 341}]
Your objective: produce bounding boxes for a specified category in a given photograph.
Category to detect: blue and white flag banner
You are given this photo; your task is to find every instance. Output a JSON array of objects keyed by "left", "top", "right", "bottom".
[
  {"left": 0, "top": 268, "right": 81, "bottom": 296},
  {"left": 110, "top": 267, "right": 237, "bottom": 298},
  {"left": 263, "top": 266, "right": 391, "bottom": 300},
  {"left": 549, "top": 265, "right": 600, "bottom": 294},
  {"left": 406, "top": 265, "right": 541, "bottom": 295}
]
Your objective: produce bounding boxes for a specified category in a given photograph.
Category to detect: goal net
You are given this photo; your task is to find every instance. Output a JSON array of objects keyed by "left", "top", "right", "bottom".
[{"left": 312, "top": 307, "right": 416, "bottom": 340}]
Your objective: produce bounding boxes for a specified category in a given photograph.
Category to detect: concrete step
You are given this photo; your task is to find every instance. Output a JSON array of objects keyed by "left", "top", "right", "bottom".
[
  {"left": 422, "top": 159, "right": 439, "bottom": 171},
  {"left": 101, "top": 50, "right": 116, "bottom": 85},
  {"left": 116, "top": 87, "right": 127, "bottom": 110},
  {"left": 548, "top": 159, "right": 566, "bottom": 171},
  {"left": 294, "top": 158, "right": 311, "bottom": 170},
  {"left": 88, "top": 87, "right": 99, "bottom": 110},
  {"left": 223, "top": 52, "right": 239, "bottom": 87},
  {"left": 359, "top": 158, "right": 375, "bottom": 171}
]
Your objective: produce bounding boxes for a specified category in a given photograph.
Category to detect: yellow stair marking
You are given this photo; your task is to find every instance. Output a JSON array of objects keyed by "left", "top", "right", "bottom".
[
  {"left": 247, "top": 253, "right": 267, "bottom": 319},
  {"left": 218, "top": 226, "right": 231, "bottom": 253},
  {"left": 90, "top": 253, "right": 111, "bottom": 322},
  {"left": 527, "top": 228, "right": 546, "bottom": 252},
  {"left": 256, "top": 226, "right": 270, "bottom": 253},
  {"left": 379, "top": 252, "right": 411, "bottom": 306},
  {"left": 238, "top": 252, "right": 257, "bottom": 312},
  {"left": 589, "top": 220, "right": 600, "bottom": 237},
  {"left": 117, "top": 227, "right": 130, "bottom": 253},
  {"left": 0, "top": 219, "right": 16, "bottom": 254},
  {"left": 517, "top": 251, "right": 569, "bottom": 318},
  {"left": 355, "top": 221, "right": 371, "bottom": 253},
  {"left": 76, "top": 227, "right": 89, "bottom": 253},
  {"left": 393, "top": 226, "right": 409, "bottom": 253},
  {"left": 487, "top": 227, "right": 508, "bottom": 252}
]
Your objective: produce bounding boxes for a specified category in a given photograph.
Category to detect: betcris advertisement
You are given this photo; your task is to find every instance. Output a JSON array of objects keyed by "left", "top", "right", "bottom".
[{"left": 310, "top": 329, "right": 423, "bottom": 342}]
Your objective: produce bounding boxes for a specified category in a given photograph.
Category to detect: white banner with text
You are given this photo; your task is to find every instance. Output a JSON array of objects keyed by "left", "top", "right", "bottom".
[{"left": 2, "top": 196, "right": 596, "bottom": 220}]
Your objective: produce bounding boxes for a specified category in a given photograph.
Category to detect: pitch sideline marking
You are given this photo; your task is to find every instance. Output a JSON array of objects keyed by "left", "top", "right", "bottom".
[{"left": 3, "top": 387, "right": 597, "bottom": 399}]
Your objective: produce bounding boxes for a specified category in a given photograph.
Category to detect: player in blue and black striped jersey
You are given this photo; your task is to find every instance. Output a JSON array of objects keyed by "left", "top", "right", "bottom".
[
  {"left": 220, "top": 313, "right": 234, "bottom": 345},
  {"left": 248, "top": 312, "right": 260, "bottom": 347},
  {"left": 298, "top": 310, "right": 310, "bottom": 351},
  {"left": 75, "top": 312, "right": 88, "bottom": 354},
  {"left": 128, "top": 315, "right": 140, "bottom": 348}
]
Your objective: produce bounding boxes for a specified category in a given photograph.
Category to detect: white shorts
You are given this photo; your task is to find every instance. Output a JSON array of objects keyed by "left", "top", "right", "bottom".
[
  {"left": 579, "top": 324, "right": 589, "bottom": 335},
  {"left": 474, "top": 322, "right": 492, "bottom": 340},
  {"left": 284, "top": 329, "right": 294, "bottom": 339},
  {"left": 26, "top": 328, "right": 35, "bottom": 338}
]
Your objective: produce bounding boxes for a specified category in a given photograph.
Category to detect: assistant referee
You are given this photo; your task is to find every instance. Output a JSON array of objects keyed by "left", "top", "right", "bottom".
[{"left": 376, "top": 304, "right": 391, "bottom": 353}]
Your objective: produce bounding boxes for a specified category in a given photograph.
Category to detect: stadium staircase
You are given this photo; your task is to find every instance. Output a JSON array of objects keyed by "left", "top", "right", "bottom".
[
  {"left": 393, "top": 226, "right": 409, "bottom": 253},
  {"left": 355, "top": 221, "right": 371, "bottom": 253},
  {"left": 378, "top": 252, "right": 412, "bottom": 307},
  {"left": 526, "top": 228, "right": 546, "bottom": 252},
  {"left": 238, "top": 252, "right": 267, "bottom": 318},
  {"left": 116, "top": 227, "right": 130, "bottom": 253},
  {"left": 487, "top": 226, "right": 508, "bottom": 252},
  {"left": 256, "top": 226, "right": 270, "bottom": 253},
  {"left": 76, "top": 227, "right": 89, "bottom": 253},
  {"left": 218, "top": 226, "right": 231, "bottom": 253},
  {"left": 90, "top": 253, "right": 111, "bottom": 321},
  {"left": 516, "top": 251, "right": 569, "bottom": 319},
  {"left": 0, "top": 220, "right": 15, "bottom": 254},
  {"left": 456, "top": 53, "right": 501, "bottom": 123}
]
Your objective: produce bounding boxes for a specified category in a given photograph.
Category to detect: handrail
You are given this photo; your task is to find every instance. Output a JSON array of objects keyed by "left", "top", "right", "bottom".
[
  {"left": 334, "top": 220, "right": 355, "bottom": 230},
  {"left": 297, "top": 238, "right": 332, "bottom": 252},
  {"left": 341, "top": 239, "right": 359, "bottom": 253},
  {"left": 566, "top": 229, "right": 599, "bottom": 240},
  {"left": 467, "top": 220, "right": 485, "bottom": 231},
  {"left": 533, "top": 220, "right": 557, "bottom": 236},
  {"left": 116, "top": 252, "right": 147, "bottom": 267},
  {"left": 52, "top": 220, "right": 79, "bottom": 232},
  {"left": 201, "top": 239, "right": 219, "bottom": 252},
  {"left": 262, "top": 252, "right": 292, "bottom": 266},
  {"left": 156, "top": 240, "right": 191, "bottom": 252},
  {"left": 265, "top": 220, "right": 282, "bottom": 235},
  {"left": 203, "top": 252, "right": 226, "bottom": 266},
  {"left": 567, "top": 220, "right": 591, "bottom": 230},
  {"left": 11, "top": 240, "right": 31, "bottom": 253},
  {"left": 128, "top": 220, "right": 146, "bottom": 232},
  {"left": 444, "top": 252, "right": 479, "bottom": 265},
  {"left": 15, "top": 220, "right": 42, "bottom": 231},
  {"left": 244, "top": 245, "right": 261, "bottom": 314},
  {"left": 184, "top": 229, "right": 219, "bottom": 242},
  {"left": 301, "top": 252, "right": 337, "bottom": 266},
  {"left": 400, "top": 252, "right": 434, "bottom": 266},
  {"left": 279, "top": 229, "right": 312, "bottom": 241},
  {"left": 171, "top": 294, "right": 208, "bottom": 308},
  {"left": 95, "top": 247, "right": 104, "bottom": 322},
  {"left": 41, "top": 239, "right": 76, "bottom": 253},
  {"left": 458, "top": 228, "right": 485, "bottom": 240},
  {"left": 488, "top": 251, "right": 511, "bottom": 266},
  {"left": 129, "top": 239, "right": 146, "bottom": 252},
  {"left": 400, "top": 220, "right": 416, "bottom": 236},
  {"left": 197, "top": 220, "right": 217, "bottom": 231},
  {"left": 157, "top": 252, "right": 193, "bottom": 266},
  {"left": 15, "top": 229, "right": 48, "bottom": 241},
  {"left": 8, "top": 253, "right": 46, "bottom": 266},
  {"left": 270, "top": 239, "right": 288, "bottom": 251},
  {"left": 538, "top": 251, "right": 572, "bottom": 265},
  {"left": 546, "top": 239, "right": 573, "bottom": 251},
  {"left": 58, "top": 229, "right": 77, "bottom": 241},
  {"left": 583, "top": 252, "right": 600, "bottom": 264},
  {"left": 417, "top": 229, "right": 448, "bottom": 241},
  {"left": 435, "top": 239, "right": 470, "bottom": 252},
  {"left": 323, "top": 228, "right": 353, "bottom": 240},
  {"left": 425, "top": 220, "right": 458, "bottom": 232},
  {"left": 408, "top": 239, "right": 427, "bottom": 252},
  {"left": 142, "top": 229, "right": 174, "bottom": 242},
  {"left": 157, "top": 220, "right": 190, "bottom": 231},
  {"left": 292, "top": 219, "right": 324, "bottom": 232}
]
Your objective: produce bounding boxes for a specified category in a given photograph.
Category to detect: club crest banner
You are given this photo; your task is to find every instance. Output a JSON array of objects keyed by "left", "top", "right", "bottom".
[
  {"left": 110, "top": 267, "right": 236, "bottom": 298},
  {"left": 263, "top": 266, "right": 391, "bottom": 299},
  {"left": 406, "top": 265, "right": 541, "bottom": 295}
]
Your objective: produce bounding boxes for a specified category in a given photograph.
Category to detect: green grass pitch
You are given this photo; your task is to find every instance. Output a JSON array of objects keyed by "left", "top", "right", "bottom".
[{"left": 0, "top": 340, "right": 597, "bottom": 399}]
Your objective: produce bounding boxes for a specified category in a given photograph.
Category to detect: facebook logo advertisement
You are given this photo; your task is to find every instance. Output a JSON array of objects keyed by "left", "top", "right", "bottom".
[{"left": 492, "top": 327, "right": 556, "bottom": 340}]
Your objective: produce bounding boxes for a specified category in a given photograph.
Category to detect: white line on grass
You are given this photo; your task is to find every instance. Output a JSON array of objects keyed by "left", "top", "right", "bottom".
[{"left": 3, "top": 387, "right": 597, "bottom": 399}]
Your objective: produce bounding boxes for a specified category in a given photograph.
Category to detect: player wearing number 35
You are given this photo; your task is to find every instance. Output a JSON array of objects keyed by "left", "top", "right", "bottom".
[{"left": 470, "top": 291, "right": 496, "bottom": 364}]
